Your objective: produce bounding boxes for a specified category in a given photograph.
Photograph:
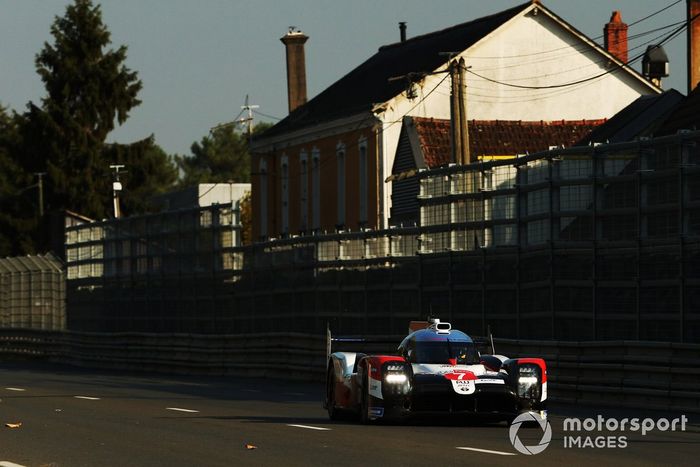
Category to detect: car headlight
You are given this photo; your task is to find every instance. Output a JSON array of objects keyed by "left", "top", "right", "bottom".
[
  {"left": 517, "top": 365, "right": 541, "bottom": 399},
  {"left": 518, "top": 376, "right": 538, "bottom": 384},
  {"left": 383, "top": 363, "right": 411, "bottom": 396},
  {"left": 385, "top": 374, "right": 407, "bottom": 384}
]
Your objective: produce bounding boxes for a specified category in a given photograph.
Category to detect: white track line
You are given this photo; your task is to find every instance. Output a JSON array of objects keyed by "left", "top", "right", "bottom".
[
  {"left": 456, "top": 447, "right": 516, "bottom": 456},
  {"left": 1, "top": 461, "right": 28, "bottom": 467},
  {"left": 287, "top": 424, "right": 331, "bottom": 431},
  {"left": 74, "top": 396, "right": 101, "bottom": 400},
  {"left": 166, "top": 407, "right": 199, "bottom": 413},
  {"left": 4, "top": 388, "right": 26, "bottom": 392}
]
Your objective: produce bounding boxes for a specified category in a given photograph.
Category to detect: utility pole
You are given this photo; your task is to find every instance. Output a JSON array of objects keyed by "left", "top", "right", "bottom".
[
  {"left": 209, "top": 95, "right": 259, "bottom": 142},
  {"left": 449, "top": 58, "right": 471, "bottom": 164},
  {"left": 241, "top": 94, "right": 259, "bottom": 145},
  {"left": 449, "top": 60, "right": 462, "bottom": 164},
  {"left": 34, "top": 172, "right": 46, "bottom": 218},
  {"left": 458, "top": 57, "right": 470, "bottom": 164},
  {"left": 109, "top": 164, "right": 126, "bottom": 218}
]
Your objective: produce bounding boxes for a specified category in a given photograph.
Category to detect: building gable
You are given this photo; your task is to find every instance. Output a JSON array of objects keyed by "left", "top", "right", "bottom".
[{"left": 259, "top": 1, "right": 532, "bottom": 140}]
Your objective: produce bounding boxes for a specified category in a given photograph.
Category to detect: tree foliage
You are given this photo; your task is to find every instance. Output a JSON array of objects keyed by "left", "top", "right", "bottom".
[
  {"left": 0, "top": 0, "right": 182, "bottom": 256},
  {"left": 239, "top": 190, "right": 252, "bottom": 246},
  {"left": 102, "top": 137, "right": 178, "bottom": 216},
  {"left": 175, "top": 122, "right": 272, "bottom": 187},
  {"left": 22, "top": 0, "right": 142, "bottom": 221},
  {"left": 0, "top": 106, "right": 35, "bottom": 256}
]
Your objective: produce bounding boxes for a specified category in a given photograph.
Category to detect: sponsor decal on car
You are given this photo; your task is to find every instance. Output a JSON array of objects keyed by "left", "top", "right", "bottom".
[
  {"left": 369, "top": 380, "right": 383, "bottom": 399},
  {"left": 474, "top": 378, "right": 505, "bottom": 384},
  {"left": 451, "top": 379, "right": 476, "bottom": 395},
  {"left": 442, "top": 369, "right": 477, "bottom": 380}
]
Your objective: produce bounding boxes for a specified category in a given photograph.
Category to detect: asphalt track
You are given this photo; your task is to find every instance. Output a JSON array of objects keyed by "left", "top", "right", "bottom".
[{"left": 0, "top": 362, "right": 697, "bottom": 466}]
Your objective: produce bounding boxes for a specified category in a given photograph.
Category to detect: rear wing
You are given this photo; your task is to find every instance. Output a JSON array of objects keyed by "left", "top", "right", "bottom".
[
  {"left": 473, "top": 326, "right": 496, "bottom": 355},
  {"left": 326, "top": 323, "right": 399, "bottom": 369}
]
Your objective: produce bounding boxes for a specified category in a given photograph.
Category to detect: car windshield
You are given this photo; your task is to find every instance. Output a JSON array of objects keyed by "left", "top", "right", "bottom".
[{"left": 413, "top": 341, "right": 478, "bottom": 364}]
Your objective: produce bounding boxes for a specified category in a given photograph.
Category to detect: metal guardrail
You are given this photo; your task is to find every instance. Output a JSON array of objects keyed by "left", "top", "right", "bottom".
[
  {"left": 1, "top": 330, "right": 698, "bottom": 413},
  {"left": 492, "top": 339, "right": 700, "bottom": 414},
  {"left": 0, "top": 330, "right": 326, "bottom": 380}
]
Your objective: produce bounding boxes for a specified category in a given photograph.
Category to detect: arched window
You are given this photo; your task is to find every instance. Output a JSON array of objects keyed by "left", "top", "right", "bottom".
[
  {"left": 336, "top": 142, "right": 346, "bottom": 227},
  {"left": 312, "top": 148, "right": 321, "bottom": 230},
  {"left": 300, "top": 150, "right": 308, "bottom": 232},
  {"left": 281, "top": 155, "right": 289, "bottom": 235},
  {"left": 358, "top": 137, "right": 368, "bottom": 225},
  {"left": 259, "top": 158, "right": 268, "bottom": 238}
]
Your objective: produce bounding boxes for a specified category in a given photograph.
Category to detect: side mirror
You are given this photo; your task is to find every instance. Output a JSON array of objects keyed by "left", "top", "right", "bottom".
[
  {"left": 480, "top": 355, "right": 502, "bottom": 372},
  {"left": 406, "top": 349, "right": 415, "bottom": 363}
]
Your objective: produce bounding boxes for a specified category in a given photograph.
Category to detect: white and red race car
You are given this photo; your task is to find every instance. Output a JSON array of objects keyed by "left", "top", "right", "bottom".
[{"left": 325, "top": 319, "right": 547, "bottom": 423}]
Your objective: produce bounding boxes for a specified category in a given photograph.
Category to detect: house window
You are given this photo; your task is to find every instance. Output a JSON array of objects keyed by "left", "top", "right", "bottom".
[
  {"left": 300, "top": 150, "right": 309, "bottom": 232},
  {"left": 358, "top": 138, "right": 368, "bottom": 225},
  {"left": 337, "top": 143, "right": 346, "bottom": 227},
  {"left": 281, "top": 155, "right": 289, "bottom": 235},
  {"left": 312, "top": 148, "right": 320, "bottom": 230},
  {"left": 259, "top": 158, "right": 268, "bottom": 238}
]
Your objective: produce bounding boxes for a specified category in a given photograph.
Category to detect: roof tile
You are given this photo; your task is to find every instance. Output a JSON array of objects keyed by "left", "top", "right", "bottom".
[{"left": 411, "top": 117, "right": 605, "bottom": 167}]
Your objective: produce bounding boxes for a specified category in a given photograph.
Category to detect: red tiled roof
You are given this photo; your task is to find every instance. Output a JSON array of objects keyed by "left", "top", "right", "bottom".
[{"left": 411, "top": 117, "right": 606, "bottom": 167}]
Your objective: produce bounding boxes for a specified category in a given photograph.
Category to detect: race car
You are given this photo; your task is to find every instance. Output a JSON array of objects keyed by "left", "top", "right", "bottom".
[{"left": 324, "top": 319, "right": 547, "bottom": 423}]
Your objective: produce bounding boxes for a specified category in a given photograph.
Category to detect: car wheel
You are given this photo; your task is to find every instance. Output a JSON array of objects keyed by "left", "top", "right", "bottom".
[
  {"left": 360, "top": 370, "right": 371, "bottom": 424},
  {"left": 326, "top": 365, "right": 339, "bottom": 420}
]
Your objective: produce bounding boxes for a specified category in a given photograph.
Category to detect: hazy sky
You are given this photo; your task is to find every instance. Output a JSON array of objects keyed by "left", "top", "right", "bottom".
[{"left": 0, "top": 1, "right": 690, "bottom": 156}]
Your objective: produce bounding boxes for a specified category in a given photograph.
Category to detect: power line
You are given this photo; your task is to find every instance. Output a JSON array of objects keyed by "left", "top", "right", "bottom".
[
  {"left": 210, "top": 107, "right": 246, "bottom": 133},
  {"left": 470, "top": 20, "right": 685, "bottom": 74},
  {"left": 251, "top": 1, "right": 689, "bottom": 216},
  {"left": 465, "top": 26, "right": 676, "bottom": 92},
  {"left": 253, "top": 109, "right": 283, "bottom": 121},
  {"left": 198, "top": 182, "right": 228, "bottom": 200},
  {"left": 467, "top": 22, "right": 683, "bottom": 85},
  {"left": 467, "top": 16, "right": 691, "bottom": 91},
  {"left": 627, "top": 0, "right": 682, "bottom": 28},
  {"left": 467, "top": 0, "right": 683, "bottom": 61}
]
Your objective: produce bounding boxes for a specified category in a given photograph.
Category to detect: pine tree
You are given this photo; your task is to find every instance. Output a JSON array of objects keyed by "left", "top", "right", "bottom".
[
  {"left": 175, "top": 122, "right": 273, "bottom": 187},
  {"left": 102, "top": 137, "right": 178, "bottom": 216},
  {"left": 0, "top": 106, "right": 34, "bottom": 256},
  {"left": 22, "top": 0, "right": 142, "bottom": 220}
]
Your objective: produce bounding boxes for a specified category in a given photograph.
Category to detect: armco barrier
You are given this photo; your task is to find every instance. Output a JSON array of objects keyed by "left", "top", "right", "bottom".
[
  {"left": 1, "top": 330, "right": 698, "bottom": 413},
  {"left": 492, "top": 339, "right": 700, "bottom": 414},
  {"left": 0, "top": 329, "right": 327, "bottom": 381}
]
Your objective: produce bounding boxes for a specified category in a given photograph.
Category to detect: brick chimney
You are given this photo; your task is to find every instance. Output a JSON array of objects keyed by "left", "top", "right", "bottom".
[
  {"left": 689, "top": 0, "right": 700, "bottom": 91},
  {"left": 604, "top": 11, "right": 628, "bottom": 63},
  {"left": 280, "top": 28, "right": 309, "bottom": 114}
]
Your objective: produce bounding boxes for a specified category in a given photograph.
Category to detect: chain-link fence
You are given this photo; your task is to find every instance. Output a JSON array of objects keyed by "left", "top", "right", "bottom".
[
  {"left": 0, "top": 254, "right": 66, "bottom": 330},
  {"left": 64, "top": 131, "right": 700, "bottom": 342}
]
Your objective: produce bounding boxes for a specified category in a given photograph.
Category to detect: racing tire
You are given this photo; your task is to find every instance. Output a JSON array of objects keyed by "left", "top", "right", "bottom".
[
  {"left": 360, "top": 370, "right": 371, "bottom": 424},
  {"left": 326, "top": 365, "right": 340, "bottom": 421}
]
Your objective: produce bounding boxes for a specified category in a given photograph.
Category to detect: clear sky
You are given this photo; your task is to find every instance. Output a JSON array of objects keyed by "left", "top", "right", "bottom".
[{"left": 0, "top": 0, "right": 690, "bottom": 157}]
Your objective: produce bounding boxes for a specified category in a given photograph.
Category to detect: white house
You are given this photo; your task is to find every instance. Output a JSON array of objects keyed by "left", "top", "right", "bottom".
[{"left": 251, "top": 1, "right": 660, "bottom": 239}]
